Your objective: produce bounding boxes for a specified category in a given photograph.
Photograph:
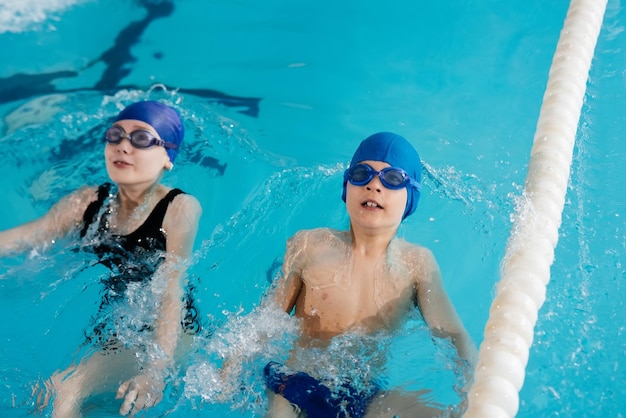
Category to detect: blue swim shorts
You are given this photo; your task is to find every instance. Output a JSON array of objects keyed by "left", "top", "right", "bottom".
[{"left": 264, "top": 361, "right": 379, "bottom": 418}]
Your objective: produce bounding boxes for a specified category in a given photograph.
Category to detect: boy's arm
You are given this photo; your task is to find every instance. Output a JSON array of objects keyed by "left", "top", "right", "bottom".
[
  {"left": 214, "top": 230, "right": 305, "bottom": 395},
  {"left": 0, "top": 187, "right": 95, "bottom": 257},
  {"left": 270, "top": 232, "right": 306, "bottom": 314},
  {"left": 415, "top": 248, "right": 478, "bottom": 366},
  {"left": 273, "top": 271, "right": 303, "bottom": 314},
  {"left": 117, "top": 193, "right": 202, "bottom": 416}
]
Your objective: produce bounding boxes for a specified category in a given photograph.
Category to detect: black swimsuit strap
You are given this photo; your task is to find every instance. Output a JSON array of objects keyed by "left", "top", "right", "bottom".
[
  {"left": 80, "top": 183, "right": 112, "bottom": 238},
  {"left": 125, "top": 188, "right": 184, "bottom": 243},
  {"left": 80, "top": 184, "right": 185, "bottom": 240}
]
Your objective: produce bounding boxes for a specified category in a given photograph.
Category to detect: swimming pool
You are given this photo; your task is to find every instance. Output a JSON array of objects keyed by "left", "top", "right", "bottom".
[{"left": 1, "top": 0, "right": 625, "bottom": 416}]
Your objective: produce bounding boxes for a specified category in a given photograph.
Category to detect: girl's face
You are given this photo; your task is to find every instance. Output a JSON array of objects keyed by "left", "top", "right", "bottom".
[
  {"left": 345, "top": 160, "right": 407, "bottom": 232},
  {"left": 104, "top": 119, "right": 171, "bottom": 189}
]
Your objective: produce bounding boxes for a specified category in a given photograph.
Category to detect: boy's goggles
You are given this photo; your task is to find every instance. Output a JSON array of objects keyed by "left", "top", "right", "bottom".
[{"left": 344, "top": 164, "right": 420, "bottom": 190}]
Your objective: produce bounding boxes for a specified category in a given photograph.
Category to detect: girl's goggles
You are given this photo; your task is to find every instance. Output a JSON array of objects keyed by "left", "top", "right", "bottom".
[
  {"left": 104, "top": 125, "right": 178, "bottom": 150},
  {"left": 344, "top": 164, "right": 420, "bottom": 190}
]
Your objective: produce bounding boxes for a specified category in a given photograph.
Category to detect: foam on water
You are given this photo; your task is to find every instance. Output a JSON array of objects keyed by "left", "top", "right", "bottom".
[
  {"left": 182, "top": 303, "right": 300, "bottom": 414},
  {"left": 0, "top": 0, "right": 88, "bottom": 34}
]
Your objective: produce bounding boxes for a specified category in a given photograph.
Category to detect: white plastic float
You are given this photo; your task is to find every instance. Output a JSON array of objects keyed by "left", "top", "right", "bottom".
[{"left": 463, "top": 0, "right": 607, "bottom": 416}]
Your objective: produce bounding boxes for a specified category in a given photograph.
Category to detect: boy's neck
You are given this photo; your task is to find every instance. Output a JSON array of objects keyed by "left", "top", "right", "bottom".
[{"left": 349, "top": 225, "right": 397, "bottom": 256}]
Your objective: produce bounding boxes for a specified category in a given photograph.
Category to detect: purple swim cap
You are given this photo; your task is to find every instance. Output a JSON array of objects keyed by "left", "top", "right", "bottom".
[
  {"left": 114, "top": 101, "right": 184, "bottom": 162},
  {"left": 342, "top": 132, "right": 422, "bottom": 220}
]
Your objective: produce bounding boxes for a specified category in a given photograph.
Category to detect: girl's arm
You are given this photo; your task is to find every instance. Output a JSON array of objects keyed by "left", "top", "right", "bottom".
[
  {"left": 0, "top": 187, "right": 96, "bottom": 257},
  {"left": 117, "top": 192, "right": 202, "bottom": 415}
]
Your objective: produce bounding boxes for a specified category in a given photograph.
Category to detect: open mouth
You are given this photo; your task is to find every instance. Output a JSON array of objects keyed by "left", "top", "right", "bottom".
[{"left": 362, "top": 200, "right": 383, "bottom": 209}]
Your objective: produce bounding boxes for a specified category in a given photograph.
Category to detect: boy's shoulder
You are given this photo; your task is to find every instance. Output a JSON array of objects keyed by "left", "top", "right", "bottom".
[
  {"left": 290, "top": 227, "right": 346, "bottom": 242},
  {"left": 287, "top": 228, "right": 349, "bottom": 258},
  {"left": 391, "top": 236, "right": 428, "bottom": 253},
  {"left": 389, "top": 237, "right": 436, "bottom": 269}
]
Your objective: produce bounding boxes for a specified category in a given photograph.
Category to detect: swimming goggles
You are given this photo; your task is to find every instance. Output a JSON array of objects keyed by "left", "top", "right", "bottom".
[
  {"left": 104, "top": 125, "right": 178, "bottom": 150},
  {"left": 344, "top": 164, "right": 420, "bottom": 190}
]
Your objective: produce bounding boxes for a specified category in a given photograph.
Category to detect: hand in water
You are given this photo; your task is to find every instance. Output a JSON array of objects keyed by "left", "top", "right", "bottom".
[{"left": 116, "top": 374, "right": 164, "bottom": 416}]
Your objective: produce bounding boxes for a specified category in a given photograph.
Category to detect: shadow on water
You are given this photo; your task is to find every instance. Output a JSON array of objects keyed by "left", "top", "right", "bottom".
[{"left": 0, "top": 0, "right": 261, "bottom": 126}]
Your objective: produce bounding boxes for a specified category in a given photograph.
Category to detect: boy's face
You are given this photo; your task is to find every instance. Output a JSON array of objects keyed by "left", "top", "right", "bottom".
[{"left": 345, "top": 160, "right": 407, "bottom": 231}]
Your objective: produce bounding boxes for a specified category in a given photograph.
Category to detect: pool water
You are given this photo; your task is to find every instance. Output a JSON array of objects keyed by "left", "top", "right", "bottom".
[{"left": 0, "top": 0, "right": 625, "bottom": 417}]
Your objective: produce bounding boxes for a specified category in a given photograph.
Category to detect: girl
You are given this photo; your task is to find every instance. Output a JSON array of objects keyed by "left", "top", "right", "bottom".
[{"left": 0, "top": 101, "right": 202, "bottom": 417}]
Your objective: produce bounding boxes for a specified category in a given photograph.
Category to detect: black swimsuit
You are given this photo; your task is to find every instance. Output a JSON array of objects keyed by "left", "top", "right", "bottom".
[{"left": 80, "top": 183, "right": 200, "bottom": 342}]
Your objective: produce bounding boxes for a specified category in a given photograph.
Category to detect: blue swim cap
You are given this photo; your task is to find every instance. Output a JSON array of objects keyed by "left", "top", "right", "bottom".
[
  {"left": 342, "top": 132, "right": 422, "bottom": 220},
  {"left": 114, "top": 101, "right": 184, "bottom": 162}
]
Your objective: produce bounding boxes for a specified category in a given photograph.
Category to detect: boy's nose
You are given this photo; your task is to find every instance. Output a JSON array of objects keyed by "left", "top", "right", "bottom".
[{"left": 366, "top": 176, "right": 383, "bottom": 192}]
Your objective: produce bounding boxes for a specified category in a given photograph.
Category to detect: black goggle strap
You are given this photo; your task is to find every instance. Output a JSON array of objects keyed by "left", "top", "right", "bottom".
[{"left": 152, "top": 137, "right": 179, "bottom": 150}]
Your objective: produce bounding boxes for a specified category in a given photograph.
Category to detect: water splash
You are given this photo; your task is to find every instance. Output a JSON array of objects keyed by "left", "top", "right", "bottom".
[
  {"left": 183, "top": 303, "right": 299, "bottom": 414},
  {"left": 0, "top": 0, "right": 88, "bottom": 34}
]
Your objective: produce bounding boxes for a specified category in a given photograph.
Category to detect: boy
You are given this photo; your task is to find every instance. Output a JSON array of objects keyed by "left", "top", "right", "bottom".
[{"left": 264, "top": 132, "right": 477, "bottom": 417}]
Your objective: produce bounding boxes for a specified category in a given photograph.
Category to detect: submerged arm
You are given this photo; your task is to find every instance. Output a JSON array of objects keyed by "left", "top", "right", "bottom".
[
  {"left": 154, "top": 193, "right": 202, "bottom": 362},
  {"left": 117, "top": 193, "right": 202, "bottom": 415},
  {"left": 415, "top": 248, "right": 478, "bottom": 366},
  {"left": 0, "top": 187, "right": 95, "bottom": 257}
]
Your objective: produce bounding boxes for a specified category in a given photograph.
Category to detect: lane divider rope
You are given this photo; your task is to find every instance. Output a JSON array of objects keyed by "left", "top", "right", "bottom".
[{"left": 463, "top": 1, "right": 607, "bottom": 416}]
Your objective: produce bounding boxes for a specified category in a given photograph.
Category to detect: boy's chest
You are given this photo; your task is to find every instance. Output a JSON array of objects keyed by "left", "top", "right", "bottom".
[{"left": 300, "top": 256, "right": 415, "bottom": 325}]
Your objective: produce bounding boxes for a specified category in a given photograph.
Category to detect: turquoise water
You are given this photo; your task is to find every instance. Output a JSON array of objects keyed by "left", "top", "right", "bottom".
[{"left": 0, "top": 0, "right": 625, "bottom": 416}]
